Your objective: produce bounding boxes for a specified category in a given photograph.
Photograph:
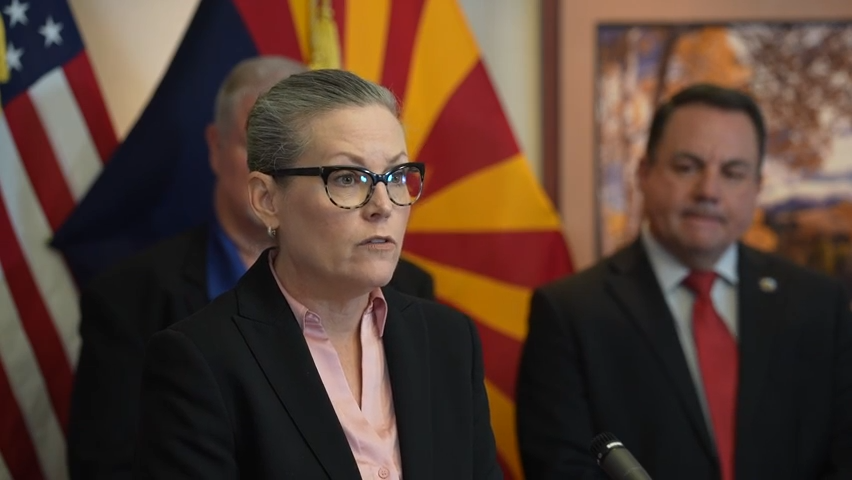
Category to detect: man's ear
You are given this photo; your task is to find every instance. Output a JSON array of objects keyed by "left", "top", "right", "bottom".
[
  {"left": 247, "top": 172, "right": 281, "bottom": 231},
  {"left": 205, "top": 123, "right": 221, "bottom": 174}
]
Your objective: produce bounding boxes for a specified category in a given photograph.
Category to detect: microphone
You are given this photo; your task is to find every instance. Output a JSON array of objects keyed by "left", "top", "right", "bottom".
[{"left": 589, "top": 432, "right": 652, "bottom": 480}]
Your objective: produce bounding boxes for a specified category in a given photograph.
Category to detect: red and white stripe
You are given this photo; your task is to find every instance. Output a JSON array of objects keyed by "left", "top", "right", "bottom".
[
  {"left": 0, "top": 453, "right": 10, "bottom": 480},
  {"left": 0, "top": 51, "right": 116, "bottom": 480}
]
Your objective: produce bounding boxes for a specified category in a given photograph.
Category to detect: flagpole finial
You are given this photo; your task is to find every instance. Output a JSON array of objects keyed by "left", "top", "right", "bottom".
[{"left": 308, "top": 0, "right": 342, "bottom": 70}]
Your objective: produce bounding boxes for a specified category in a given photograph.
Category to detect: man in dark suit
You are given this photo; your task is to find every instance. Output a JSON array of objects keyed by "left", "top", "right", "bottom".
[
  {"left": 516, "top": 84, "right": 852, "bottom": 480},
  {"left": 67, "top": 57, "right": 435, "bottom": 479}
]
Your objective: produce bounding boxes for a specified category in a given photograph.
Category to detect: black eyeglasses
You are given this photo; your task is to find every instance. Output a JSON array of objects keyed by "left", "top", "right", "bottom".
[{"left": 263, "top": 162, "right": 426, "bottom": 209}]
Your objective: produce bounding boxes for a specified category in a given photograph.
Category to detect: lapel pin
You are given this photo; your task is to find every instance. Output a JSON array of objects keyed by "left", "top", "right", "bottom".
[{"left": 759, "top": 277, "right": 777, "bottom": 293}]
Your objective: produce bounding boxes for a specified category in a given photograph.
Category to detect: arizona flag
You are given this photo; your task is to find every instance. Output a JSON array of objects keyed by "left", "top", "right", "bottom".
[{"left": 51, "top": 0, "right": 573, "bottom": 478}]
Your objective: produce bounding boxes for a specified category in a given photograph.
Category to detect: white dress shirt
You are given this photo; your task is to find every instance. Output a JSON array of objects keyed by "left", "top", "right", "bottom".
[{"left": 639, "top": 222, "right": 739, "bottom": 437}]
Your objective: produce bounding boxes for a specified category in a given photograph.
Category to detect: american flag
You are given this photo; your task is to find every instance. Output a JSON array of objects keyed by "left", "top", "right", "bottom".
[{"left": 0, "top": 0, "right": 116, "bottom": 478}]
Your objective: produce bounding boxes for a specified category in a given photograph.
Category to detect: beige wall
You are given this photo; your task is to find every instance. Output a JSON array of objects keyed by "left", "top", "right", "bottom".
[
  {"left": 559, "top": 0, "right": 852, "bottom": 271},
  {"left": 68, "top": 0, "right": 199, "bottom": 139}
]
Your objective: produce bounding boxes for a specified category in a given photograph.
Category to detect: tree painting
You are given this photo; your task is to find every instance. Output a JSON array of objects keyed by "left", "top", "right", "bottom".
[{"left": 596, "top": 22, "right": 852, "bottom": 292}]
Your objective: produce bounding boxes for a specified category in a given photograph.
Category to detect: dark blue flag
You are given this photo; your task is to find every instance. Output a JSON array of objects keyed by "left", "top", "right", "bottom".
[{"left": 50, "top": 0, "right": 303, "bottom": 287}]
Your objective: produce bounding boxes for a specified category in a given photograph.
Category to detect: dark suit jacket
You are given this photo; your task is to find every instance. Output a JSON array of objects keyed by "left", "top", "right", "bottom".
[
  {"left": 67, "top": 224, "right": 436, "bottom": 480},
  {"left": 131, "top": 248, "right": 501, "bottom": 479},
  {"left": 516, "top": 240, "right": 852, "bottom": 480}
]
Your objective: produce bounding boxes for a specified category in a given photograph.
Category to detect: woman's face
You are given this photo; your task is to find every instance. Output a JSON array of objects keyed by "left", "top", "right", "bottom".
[{"left": 274, "top": 104, "right": 412, "bottom": 295}]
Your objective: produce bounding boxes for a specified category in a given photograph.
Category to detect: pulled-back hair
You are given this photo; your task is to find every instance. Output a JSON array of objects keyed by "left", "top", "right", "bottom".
[{"left": 246, "top": 69, "right": 400, "bottom": 174}]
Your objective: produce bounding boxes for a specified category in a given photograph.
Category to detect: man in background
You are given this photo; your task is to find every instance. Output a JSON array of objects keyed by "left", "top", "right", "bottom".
[
  {"left": 516, "top": 84, "right": 852, "bottom": 479},
  {"left": 67, "top": 56, "right": 434, "bottom": 479}
]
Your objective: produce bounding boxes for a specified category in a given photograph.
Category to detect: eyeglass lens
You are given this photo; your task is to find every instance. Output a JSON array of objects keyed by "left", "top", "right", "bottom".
[{"left": 326, "top": 165, "right": 423, "bottom": 208}]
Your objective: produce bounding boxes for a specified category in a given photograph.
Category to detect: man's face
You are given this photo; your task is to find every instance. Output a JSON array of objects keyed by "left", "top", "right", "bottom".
[
  {"left": 638, "top": 103, "right": 762, "bottom": 267},
  {"left": 207, "top": 94, "right": 260, "bottom": 226}
]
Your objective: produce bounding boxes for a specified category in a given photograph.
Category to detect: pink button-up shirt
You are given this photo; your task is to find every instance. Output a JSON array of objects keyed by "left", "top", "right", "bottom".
[{"left": 269, "top": 255, "right": 402, "bottom": 479}]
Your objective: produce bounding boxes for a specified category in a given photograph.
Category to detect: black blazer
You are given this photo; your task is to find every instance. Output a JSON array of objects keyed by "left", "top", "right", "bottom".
[
  {"left": 516, "top": 240, "right": 852, "bottom": 480},
  {"left": 131, "top": 248, "right": 501, "bottom": 479},
  {"left": 67, "top": 224, "right": 436, "bottom": 480}
]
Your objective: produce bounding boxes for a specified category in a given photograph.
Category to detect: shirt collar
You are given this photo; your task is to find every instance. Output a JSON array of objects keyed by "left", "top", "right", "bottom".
[
  {"left": 206, "top": 217, "right": 248, "bottom": 301},
  {"left": 639, "top": 221, "right": 738, "bottom": 293},
  {"left": 267, "top": 249, "right": 389, "bottom": 336}
]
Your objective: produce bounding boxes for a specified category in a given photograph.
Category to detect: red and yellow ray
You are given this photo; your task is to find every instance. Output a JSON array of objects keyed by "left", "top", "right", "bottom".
[{"left": 243, "top": 1, "right": 575, "bottom": 478}]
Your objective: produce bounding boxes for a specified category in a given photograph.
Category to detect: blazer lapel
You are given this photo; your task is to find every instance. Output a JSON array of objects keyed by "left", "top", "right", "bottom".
[
  {"left": 382, "top": 290, "right": 433, "bottom": 480},
  {"left": 604, "top": 240, "right": 716, "bottom": 459},
  {"left": 231, "top": 250, "right": 361, "bottom": 480},
  {"left": 734, "top": 245, "right": 788, "bottom": 453}
]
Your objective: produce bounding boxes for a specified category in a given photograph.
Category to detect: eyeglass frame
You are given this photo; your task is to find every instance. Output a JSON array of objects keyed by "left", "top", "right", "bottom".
[{"left": 262, "top": 161, "right": 426, "bottom": 210}]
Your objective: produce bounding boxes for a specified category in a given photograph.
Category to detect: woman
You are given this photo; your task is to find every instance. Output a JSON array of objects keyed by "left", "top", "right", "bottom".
[{"left": 133, "top": 69, "right": 502, "bottom": 479}]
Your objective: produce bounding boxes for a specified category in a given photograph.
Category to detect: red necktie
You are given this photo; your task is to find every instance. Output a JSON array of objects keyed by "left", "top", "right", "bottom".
[{"left": 683, "top": 271, "right": 738, "bottom": 480}]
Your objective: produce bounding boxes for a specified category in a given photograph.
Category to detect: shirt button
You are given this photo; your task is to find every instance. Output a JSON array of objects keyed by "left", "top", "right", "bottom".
[{"left": 377, "top": 467, "right": 390, "bottom": 478}]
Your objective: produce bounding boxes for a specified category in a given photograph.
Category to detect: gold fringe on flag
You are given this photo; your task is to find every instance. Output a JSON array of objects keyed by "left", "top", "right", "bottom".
[
  {"left": 0, "top": 18, "right": 7, "bottom": 83},
  {"left": 0, "top": 16, "right": 9, "bottom": 107},
  {"left": 308, "top": 0, "right": 341, "bottom": 70}
]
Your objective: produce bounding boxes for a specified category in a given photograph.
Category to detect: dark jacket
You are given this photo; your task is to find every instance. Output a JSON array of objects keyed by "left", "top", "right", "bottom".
[
  {"left": 67, "top": 224, "right": 436, "bottom": 479},
  {"left": 516, "top": 240, "right": 852, "bottom": 480}
]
